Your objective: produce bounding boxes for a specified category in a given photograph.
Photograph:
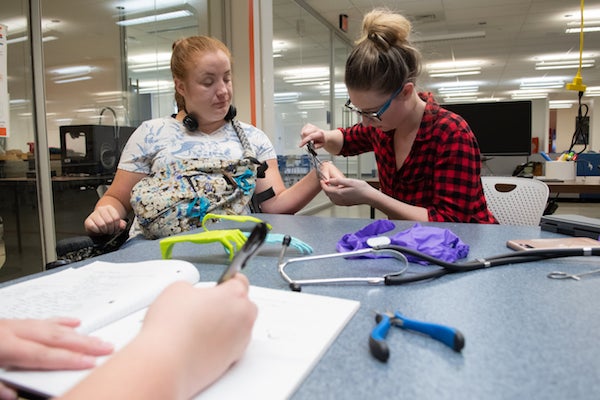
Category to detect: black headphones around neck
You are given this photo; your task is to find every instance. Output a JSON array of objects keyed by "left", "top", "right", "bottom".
[{"left": 182, "top": 105, "right": 237, "bottom": 132}]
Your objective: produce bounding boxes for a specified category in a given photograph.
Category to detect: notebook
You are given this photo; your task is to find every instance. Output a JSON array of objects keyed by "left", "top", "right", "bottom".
[
  {"left": 0, "top": 260, "right": 360, "bottom": 399},
  {"left": 540, "top": 214, "right": 600, "bottom": 239}
]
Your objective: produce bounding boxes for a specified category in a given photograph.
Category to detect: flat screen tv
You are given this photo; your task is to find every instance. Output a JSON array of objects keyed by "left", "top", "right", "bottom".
[{"left": 442, "top": 100, "right": 532, "bottom": 156}]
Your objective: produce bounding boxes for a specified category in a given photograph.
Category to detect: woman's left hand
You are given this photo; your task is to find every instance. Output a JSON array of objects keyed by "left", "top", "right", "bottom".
[
  {"left": 318, "top": 161, "right": 345, "bottom": 181},
  {"left": 0, "top": 318, "right": 114, "bottom": 371},
  {"left": 320, "top": 177, "right": 376, "bottom": 206}
]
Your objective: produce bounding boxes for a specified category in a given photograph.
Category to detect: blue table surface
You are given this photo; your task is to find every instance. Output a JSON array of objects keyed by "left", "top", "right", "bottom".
[{"left": 7, "top": 214, "right": 600, "bottom": 399}]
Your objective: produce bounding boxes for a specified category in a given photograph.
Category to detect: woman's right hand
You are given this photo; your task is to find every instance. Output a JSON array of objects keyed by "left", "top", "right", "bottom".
[
  {"left": 300, "top": 124, "right": 344, "bottom": 155},
  {"left": 139, "top": 275, "right": 257, "bottom": 398},
  {"left": 84, "top": 205, "right": 127, "bottom": 236},
  {"left": 299, "top": 123, "right": 327, "bottom": 149}
]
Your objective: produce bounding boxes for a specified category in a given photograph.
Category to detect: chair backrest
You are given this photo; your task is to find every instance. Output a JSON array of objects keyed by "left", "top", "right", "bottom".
[{"left": 481, "top": 176, "right": 549, "bottom": 226}]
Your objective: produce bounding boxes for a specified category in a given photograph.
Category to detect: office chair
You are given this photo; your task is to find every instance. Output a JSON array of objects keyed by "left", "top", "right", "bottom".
[{"left": 481, "top": 176, "right": 550, "bottom": 226}]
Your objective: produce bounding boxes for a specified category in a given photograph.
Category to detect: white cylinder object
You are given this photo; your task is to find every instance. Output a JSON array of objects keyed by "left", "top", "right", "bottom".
[{"left": 545, "top": 161, "right": 576, "bottom": 180}]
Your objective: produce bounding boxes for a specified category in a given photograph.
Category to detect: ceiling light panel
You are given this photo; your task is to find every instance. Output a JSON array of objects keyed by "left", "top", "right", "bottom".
[{"left": 116, "top": 10, "right": 193, "bottom": 26}]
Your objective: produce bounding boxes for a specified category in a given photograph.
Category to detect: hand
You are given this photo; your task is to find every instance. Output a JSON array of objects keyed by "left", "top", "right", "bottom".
[
  {"left": 299, "top": 123, "right": 326, "bottom": 149},
  {"left": 0, "top": 382, "right": 16, "bottom": 400},
  {"left": 318, "top": 161, "right": 345, "bottom": 181},
  {"left": 320, "top": 176, "right": 376, "bottom": 206},
  {"left": 0, "top": 318, "right": 114, "bottom": 371},
  {"left": 138, "top": 275, "right": 257, "bottom": 398},
  {"left": 84, "top": 205, "right": 127, "bottom": 236}
]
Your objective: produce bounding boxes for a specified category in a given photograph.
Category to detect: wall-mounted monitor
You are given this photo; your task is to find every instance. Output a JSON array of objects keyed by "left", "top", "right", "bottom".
[{"left": 442, "top": 100, "right": 532, "bottom": 156}]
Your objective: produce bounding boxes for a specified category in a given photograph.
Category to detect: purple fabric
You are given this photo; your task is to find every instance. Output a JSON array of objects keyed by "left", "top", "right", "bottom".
[
  {"left": 336, "top": 221, "right": 469, "bottom": 265},
  {"left": 389, "top": 223, "right": 469, "bottom": 265},
  {"left": 336, "top": 220, "right": 396, "bottom": 254}
]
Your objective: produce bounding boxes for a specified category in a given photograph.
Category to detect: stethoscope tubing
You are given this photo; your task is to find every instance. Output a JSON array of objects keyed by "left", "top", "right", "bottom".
[{"left": 278, "top": 239, "right": 600, "bottom": 290}]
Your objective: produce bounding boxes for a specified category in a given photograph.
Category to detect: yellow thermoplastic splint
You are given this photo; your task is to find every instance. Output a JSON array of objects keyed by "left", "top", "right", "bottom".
[{"left": 160, "top": 214, "right": 272, "bottom": 260}]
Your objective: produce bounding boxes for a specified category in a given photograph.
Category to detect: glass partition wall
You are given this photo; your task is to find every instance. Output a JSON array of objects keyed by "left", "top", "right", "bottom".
[
  {"left": 272, "top": 0, "right": 371, "bottom": 184},
  {"left": 0, "top": 0, "right": 209, "bottom": 282},
  {"left": 0, "top": 0, "right": 359, "bottom": 281},
  {"left": 0, "top": 0, "right": 40, "bottom": 281}
]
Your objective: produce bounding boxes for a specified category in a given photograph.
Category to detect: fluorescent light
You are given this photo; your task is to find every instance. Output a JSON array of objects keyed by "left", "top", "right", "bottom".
[
  {"left": 7, "top": 35, "right": 57, "bottom": 44},
  {"left": 274, "top": 92, "right": 300, "bottom": 103},
  {"left": 438, "top": 86, "right": 479, "bottom": 94},
  {"left": 297, "top": 100, "right": 326, "bottom": 110},
  {"left": 566, "top": 26, "right": 600, "bottom": 33},
  {"left": 413, "top": 31, "right": 485, "bottom": 43},
  {"left": 54, "top": 76, "right": 92, "bottom": 84},
  {"left": 426, "top": 60, "right": 483, "bottom": 78},
  {"left": 549, "top": 101, "right": 574, "bottom": 109},
  {"left": 514, "top": 88, "right": 550, "bottom": 94},
  {"left": 128, "top": 52, "right": 172, "bottom": 64},
  {"left": 520, "top": 78, "right": 564, "bottom": 89},
  {"left": 7, "top": 36, "right": 28, "bottom": 44},
  {"left": 430, "top": 70, "right": 481, "bottom": 78},
  {"left": 435, "top": 81, "right": 480, "bottom": 95},
  {"left": 536, "top": 62, "right": 595, "bottom": 70},
  {"left": 131, "top": 65, "right": 171, "bottom": 73},
  {"left": 584, "top": 86, "right": 600, "bottom": 97},
  {"left": 282, "top": 67, "right": 329, "bottom": 86},
  {"left": 50, "top": 65, "right": 93, "bottom": 75},
  {"left": 511, "top": 91, "right": 548, "bottom": 99},
  {"left": 319, "top": 84, "right": 349, "bottom": 98},
  {"left": 443, "top": 96, "right": 478, "bottom": 103},
  {"left": 9, "top": 99, "right": 29, "bottom": 105},
  {"left": 117, "top": 10, "right": 193, "bottom": 26}
]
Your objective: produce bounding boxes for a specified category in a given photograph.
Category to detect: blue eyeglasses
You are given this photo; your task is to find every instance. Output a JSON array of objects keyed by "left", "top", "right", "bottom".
[{"left": 344, "top": 86, "right": 404, "bottom": 122}]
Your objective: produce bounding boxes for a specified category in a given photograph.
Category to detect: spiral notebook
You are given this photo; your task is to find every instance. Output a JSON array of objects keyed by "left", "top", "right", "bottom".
[{"left": 0, "top": 260, "right": 359, "bottom": 399}]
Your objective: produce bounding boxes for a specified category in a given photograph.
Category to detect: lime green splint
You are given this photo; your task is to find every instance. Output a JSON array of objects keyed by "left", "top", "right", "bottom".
[{"left": 160, "top": 214, "right": 272, "bottom": 260}]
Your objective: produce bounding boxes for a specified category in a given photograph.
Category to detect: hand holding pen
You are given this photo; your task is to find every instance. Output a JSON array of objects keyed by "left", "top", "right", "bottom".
[{"left": 217, "top": 222, "right": 269, "bottom": 284}]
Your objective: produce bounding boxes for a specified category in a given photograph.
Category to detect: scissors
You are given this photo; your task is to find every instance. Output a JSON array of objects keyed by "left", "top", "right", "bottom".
[
  {"left": 547, "top": 268, "right": 600, "bottom": 281},
  {"left": 306, "top": 140, "right": 325, "bottom": 180}
]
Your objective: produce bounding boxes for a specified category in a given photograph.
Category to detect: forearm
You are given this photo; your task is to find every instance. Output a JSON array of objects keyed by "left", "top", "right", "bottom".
[
  {"left": 59, "top": 333, "right": 199, "bottom": 400},
  {"left": 94, "top": 194, "right": 130, "bottom": 218},
  {"left": 260, "top": 169, "right": 321, "bottom": 214},
  {"left": 370, "top": 190, "right": 429, "bottom": 221}
]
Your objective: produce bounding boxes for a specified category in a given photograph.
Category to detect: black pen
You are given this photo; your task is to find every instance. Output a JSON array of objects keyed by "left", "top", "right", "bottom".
[{"left": 217, "top": 222, "right": 269, "bottom": 284}]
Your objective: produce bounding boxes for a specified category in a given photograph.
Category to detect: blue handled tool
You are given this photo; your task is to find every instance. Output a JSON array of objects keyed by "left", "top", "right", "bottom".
[{"left": 369, "top": 311, "right": 465, "bottom": 362}]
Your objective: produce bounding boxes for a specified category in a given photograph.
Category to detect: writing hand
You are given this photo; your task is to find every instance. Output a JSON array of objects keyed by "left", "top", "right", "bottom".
[{"left": 138, "top": 275, "right": 257, "bottom": 398}]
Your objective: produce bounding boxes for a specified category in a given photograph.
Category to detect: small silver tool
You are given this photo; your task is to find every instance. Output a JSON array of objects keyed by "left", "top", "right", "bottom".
[
  {"left": 306, "top": 140, "right": 324, "bottom": 180},
  {"left": 547, "top": 268, "right": 600, "bottom": 281}
]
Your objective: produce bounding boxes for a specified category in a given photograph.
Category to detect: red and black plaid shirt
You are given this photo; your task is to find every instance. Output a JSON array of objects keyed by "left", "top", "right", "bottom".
[{"left": 338, "top": 92, "right": 497, "bottom": 224}]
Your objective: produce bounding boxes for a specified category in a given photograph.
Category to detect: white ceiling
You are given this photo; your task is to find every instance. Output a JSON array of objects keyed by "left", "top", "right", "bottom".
[
  {"left": 298, "top": 0, "right": 600, "bottom": 105},
  {"left": 2, "top": 0, "right": 599, "bottom": 115}
]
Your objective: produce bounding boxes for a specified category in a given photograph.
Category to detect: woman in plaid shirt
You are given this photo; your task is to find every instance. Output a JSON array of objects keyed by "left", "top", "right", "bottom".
[{"left": 300, "top": 8, "right": 497, "bottom": 224}]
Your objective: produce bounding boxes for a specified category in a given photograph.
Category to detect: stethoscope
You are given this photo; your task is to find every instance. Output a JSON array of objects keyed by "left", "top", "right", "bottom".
[{"left": 277, "top": 235, "right": 600, "bottom": 292}]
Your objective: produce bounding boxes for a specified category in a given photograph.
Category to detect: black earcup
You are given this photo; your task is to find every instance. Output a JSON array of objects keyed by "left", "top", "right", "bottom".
[
  {"left": 182, "top": 113, "right": 199, "bottom": 131},
  {"left": 225, "top": 105, "right": 237, "bottom": 121}
]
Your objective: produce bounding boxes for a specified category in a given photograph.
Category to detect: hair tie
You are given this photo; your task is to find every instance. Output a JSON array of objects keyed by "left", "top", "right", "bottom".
[{"left": 368, "top": 32, "right": 388, "bottom": 49}]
